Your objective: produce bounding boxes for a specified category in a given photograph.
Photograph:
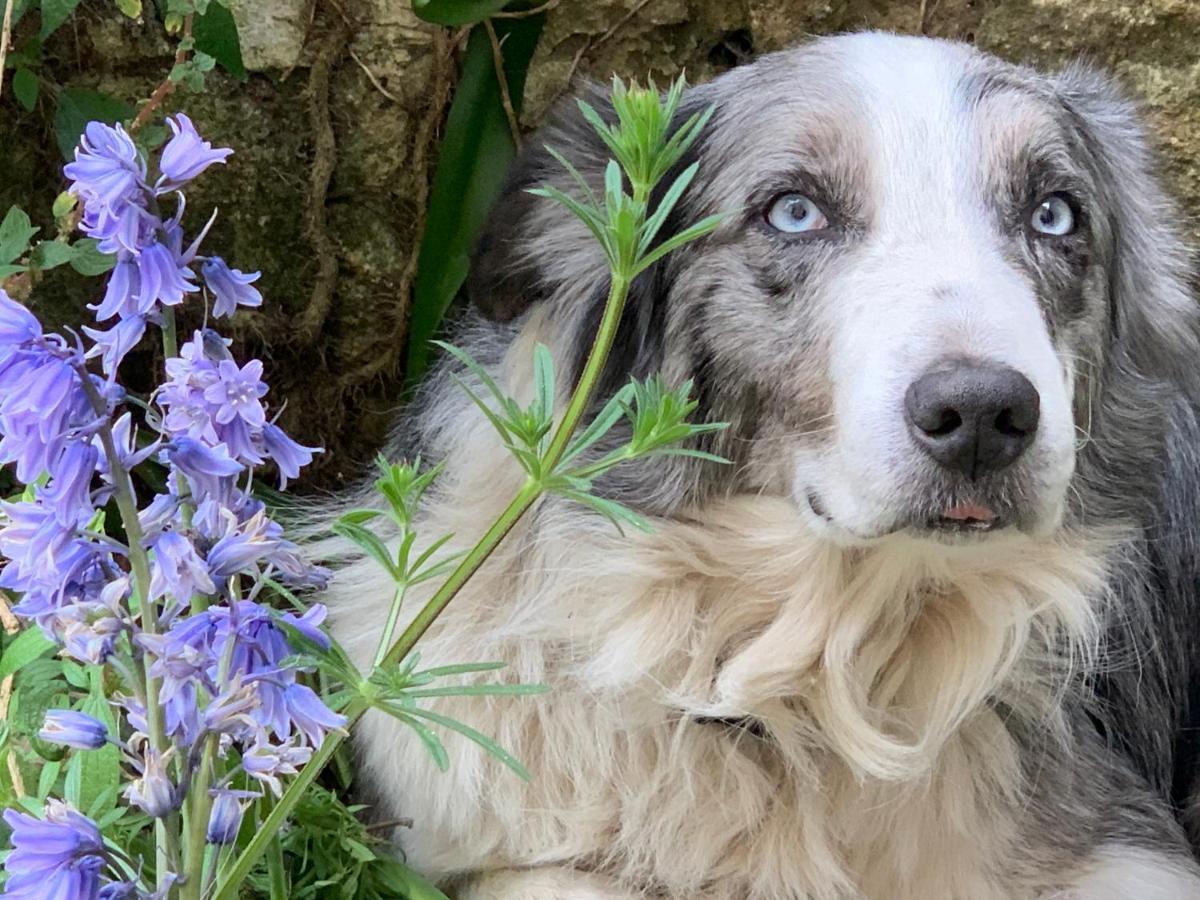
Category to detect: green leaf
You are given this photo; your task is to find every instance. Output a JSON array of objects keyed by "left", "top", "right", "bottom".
[
  {"left": 633, "top": 213, "right": 723, "bottom": 275},
  {"left": 411, "top": 0, "right": 511, "bottom": 26},
  {"left": 39, "top": 0, "right": 83, "bottom": 38},
  {"left": 194, "top": 0, "right": 247, "bottom": 81},
  {"left": 71, "top": 671, "right": 120, "bottom": 819},
  {"left": 332, "top": 521, "right": 399, "bottom": 581},
  {"left": 0, "top": 628, "right": 56, "bottom": 681},
  {"left": 55, "top": 89, "right": 135, "bottom": 160},
  {"left": 12, "top": 69, "right": 38, "bottom": 111},
  {"left": 0, "top": 264, "right": 27, "bottom": 278},
  {"left": 69, "top": 239, "right": 118, "bottom": 276},
  {"left": 115, "top": 0, "right": 143, "bottom": 17},
  {"left": 405, "top": 706, "right": 532, "bottom": 781},
  {"left": 37, "top": 758, "right": 62, "bottom": 800},
  {"left": 0, "top": 206, "right": 39, "bottom": 266},
  {"left": 31, "top": 241, "right": 76, "bottom": 271},
  {"left": 406, "top": 14, "right": 545, "bottom": 383}
]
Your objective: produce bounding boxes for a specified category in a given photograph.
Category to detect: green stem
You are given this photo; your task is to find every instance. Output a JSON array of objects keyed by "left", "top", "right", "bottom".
[
  {"left": 266, "top": 829, "right": 288, "bottom": 900},
  {"left": 211, "top": 698, "right": 369, "bottom": 900},
  {"left": 372, "top": 581, "right": 408, "bottom": 669},
  {"left": 215, "top": 269, "right": 633, "bottom": 896},
  {"left": 78, "top": 371, "right": 178, "bottom": 891},
  {"left": 540, "top": 273, "right": 630, "bottom": 468},
  {"left": 213, "top": 129, "right": 651, "bottom": 900},
  {"left": 179, "top": 736, "right": 218, "bottom": 900}
]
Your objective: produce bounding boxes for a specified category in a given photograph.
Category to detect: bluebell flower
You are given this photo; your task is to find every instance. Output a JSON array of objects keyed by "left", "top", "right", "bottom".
[
  {"left": 124, "top": 747, "right": 179, "bottom": 818},
  {"left": 83, "top": 315, "right": 146, "bottom": 375},
  {"left": 201, "top": 257, "right": 262, "bottom": 318},
  {"left": 158, "top": 114, "right": 232, "bottom": 188},
  {"left": 39, "top": 710, "right": 109, "bottom": 750},
  {"left": 0, "top": 289, "right": 42, "bottom": 348},
  {"left": 64, "top": 122, "right": 146, "bottom": 209},
  {"left": 41, "top": 441, "right": 99, "bottom": 525},
  {"left": 280, "top": 683, "right": 346, "bottom": 746},
  {"left": 135, "top": 240, "right": 197, "bottom": 311},
  {"left": 90, "top": 256, "right": 141, "bottom": 322},
  {"left": 57, "top": 583, "right": 127, "bottom": 665},
  {"left": 149, "top": 530, "right": 216, "bottom": 607},
  {"left": 262, "top": 422, "right": 319, "bottom": 490},
  {"left": 0, "top": 338, "right": 97, "bottom": 483},
  {"left": 206, "top": 788, "right": 258, "bottom": 846},
  {"left": 1, "top": 799, "right": 107, "bottom": 900},
  {"left": 241, "top": 738, "right": 312, "bottom": 796},
  {"left": 93, "top": 413, "right": 158, "bottom": 484},
  {"left": 205, "top": 359, "right": 267, "bottom": 430}
]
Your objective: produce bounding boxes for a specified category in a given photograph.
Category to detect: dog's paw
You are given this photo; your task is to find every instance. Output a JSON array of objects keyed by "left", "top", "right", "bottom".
[{"left": 454, "top": 867, "right": 643, "bottom": 900}]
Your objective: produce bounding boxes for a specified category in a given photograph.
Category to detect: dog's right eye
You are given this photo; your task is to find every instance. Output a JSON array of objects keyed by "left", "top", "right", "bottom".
[{"left": 765, "top": 193, "right": 828, "bottom": 234}]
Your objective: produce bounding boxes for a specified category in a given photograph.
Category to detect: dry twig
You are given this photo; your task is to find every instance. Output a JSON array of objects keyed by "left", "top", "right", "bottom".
[
  {"left": 0, "top": 0, "right": 15, "bottom": 98},
  {"left": 485, "top": 18, "right": 522, "bottom": 148},
  {"left": 131, "top": 15, "right": 194, "bottom": 134}
]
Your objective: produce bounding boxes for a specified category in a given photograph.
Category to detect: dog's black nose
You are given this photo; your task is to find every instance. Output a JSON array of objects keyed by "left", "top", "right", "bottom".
[{"left": 904, "top": 361, "right": 1040, "bottom": 478}]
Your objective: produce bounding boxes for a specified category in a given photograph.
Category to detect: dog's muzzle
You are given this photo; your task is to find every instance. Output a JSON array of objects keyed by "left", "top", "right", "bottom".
[{"left": 904, "top": 358, "right": 1041, "bottom": 480}]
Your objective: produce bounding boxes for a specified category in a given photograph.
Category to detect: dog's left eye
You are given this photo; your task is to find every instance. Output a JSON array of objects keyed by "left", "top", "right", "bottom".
[
  {"left": 1030, "top": 194, "right": 1076, "bottom": 236},
  {"left": 766, "top": 193, "right": 829, "bottom": 234}
]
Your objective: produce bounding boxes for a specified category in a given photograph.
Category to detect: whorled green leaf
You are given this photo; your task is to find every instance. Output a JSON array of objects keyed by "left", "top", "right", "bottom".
[{"left": 405, "top": 13, "right": 546, "bottom": 383}]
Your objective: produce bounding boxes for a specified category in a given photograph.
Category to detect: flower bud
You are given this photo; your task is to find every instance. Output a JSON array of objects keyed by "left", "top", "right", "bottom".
[
  {"left": 206, "top": 789, "right": 257, "bottom": 845},
  {"left": 39, "top": 710, "right": 108, "bottom": 750},
  {"left": 124, "top": 750, "right": 179, "bottom": 818}
]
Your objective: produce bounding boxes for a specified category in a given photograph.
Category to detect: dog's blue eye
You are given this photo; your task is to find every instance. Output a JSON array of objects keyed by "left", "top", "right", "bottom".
[
  {"left": 766, "top": 193, "right": 828, "bottom": 233},
  {"left": 1030, "top": 194, "right": 1075, "bottom": 236}
]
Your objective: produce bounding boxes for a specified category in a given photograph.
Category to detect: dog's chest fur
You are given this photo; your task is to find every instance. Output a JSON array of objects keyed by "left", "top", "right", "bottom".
[{"left": 331, "top": 438, "right": 1108, "bottom": 899}]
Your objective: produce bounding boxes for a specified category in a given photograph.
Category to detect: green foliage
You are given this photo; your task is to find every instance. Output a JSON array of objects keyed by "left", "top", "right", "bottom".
[
  {"left": 531, "top": 78, "right": 721, "bottom": 279},
  {"left": 411, "top": 0, "right": 512, "bottom": 26},
  {"left": 54, "top": 88, "right": 135, "bottom": 159},
  {"left": 405, "top": 12, "right": 546, "bottom": 383},
  {"left": 194, "top": 1, "right": 247, "bottom": 81},
  {"left": 245, "top": 785, "right": 450, "bottom": 900}
]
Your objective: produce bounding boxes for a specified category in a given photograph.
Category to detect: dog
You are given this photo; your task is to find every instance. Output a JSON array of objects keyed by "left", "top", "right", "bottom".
[{"left": 318, "top": 32, "right": 1200, "bottom": 899}]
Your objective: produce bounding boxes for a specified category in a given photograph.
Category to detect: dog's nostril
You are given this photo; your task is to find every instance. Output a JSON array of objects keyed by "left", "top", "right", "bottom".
[
  {"left": 994, "top": 407, "right": 1029, "bottom": 437},
  {"left": 904, "top": 360, "right": 1040, "bottom": 478},
  {"left": 926, "top": 409, "right": 963, "bottom": 437}
]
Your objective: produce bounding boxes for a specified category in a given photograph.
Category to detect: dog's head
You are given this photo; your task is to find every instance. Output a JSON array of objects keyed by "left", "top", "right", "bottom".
[{"left": 467, "top": 33, "right": 1196, "bottom": 546}]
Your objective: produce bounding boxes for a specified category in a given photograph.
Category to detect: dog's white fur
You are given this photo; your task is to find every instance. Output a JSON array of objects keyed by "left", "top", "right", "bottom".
[
  {"left": 322, "top": 33, "right": 1200, "bottom": 900},
  {"left": 326, "top": 337, "right": 1197, "bottom": 898}
]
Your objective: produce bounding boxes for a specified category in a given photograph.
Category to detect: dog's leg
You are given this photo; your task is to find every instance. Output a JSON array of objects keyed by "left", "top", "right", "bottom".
[{"left": 454, "top": 867, "right": 643, "bottom": 900}]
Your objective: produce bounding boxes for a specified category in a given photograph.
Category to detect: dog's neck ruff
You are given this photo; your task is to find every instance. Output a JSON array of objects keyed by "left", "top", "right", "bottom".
[
  {"left": 334, "top": 461, "right": 1114, "bottom": 896},
  {"left": 572, "top": 496, "right": 1107, "bottom": 782}
]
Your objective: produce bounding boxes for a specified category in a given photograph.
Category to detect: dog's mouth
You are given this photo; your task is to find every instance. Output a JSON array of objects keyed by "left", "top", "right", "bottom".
[{"left": 927, "top": 502, "right": 1002, "bottom": 533}]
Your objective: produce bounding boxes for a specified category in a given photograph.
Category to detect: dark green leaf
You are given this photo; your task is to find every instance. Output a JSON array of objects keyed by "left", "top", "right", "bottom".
[
  {"left": 405, "top": 14, "right": 545, "bottom": 383},
  {"left": 0, "top": 206, "right": 38, "bottom": 266},
  {"left": 39, "top": 0, "right": 83, "bottom": 38},
  {"left": 0, "top": 264, "right": 27, "bottom": 278},
  {"left": 12, "top": 69, "right": 38, "bottom": 111},
  {"left": 55, "top": 89, "right": 135, "bottom": 160},
  {"left": 69, "top": 239, "right": 118, "bottom": 276},
  {"left": 194, "top": 1, "right": 247, "bottom": 81},
  {"left": 411, "top": 0, "right": 510, "bottom": 26}
]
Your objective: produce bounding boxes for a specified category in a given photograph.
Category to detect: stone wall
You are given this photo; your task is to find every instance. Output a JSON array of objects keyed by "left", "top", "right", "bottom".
[{"left": 2, "top": 0, "right": 1196, "bottom": 487}]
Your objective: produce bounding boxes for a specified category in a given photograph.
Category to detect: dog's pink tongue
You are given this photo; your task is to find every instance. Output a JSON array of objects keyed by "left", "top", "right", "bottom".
[{"left": 942, "top": 502, "right": 996, "bottom": 522}]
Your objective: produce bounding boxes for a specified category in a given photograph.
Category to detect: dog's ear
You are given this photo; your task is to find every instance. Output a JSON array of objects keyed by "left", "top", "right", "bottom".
[
  {"left": 466, "top": 83, "right": 715, "bottom": 394},
  {"left": 1051, "top": 65, "right": 1198, "bottom": 377}
]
